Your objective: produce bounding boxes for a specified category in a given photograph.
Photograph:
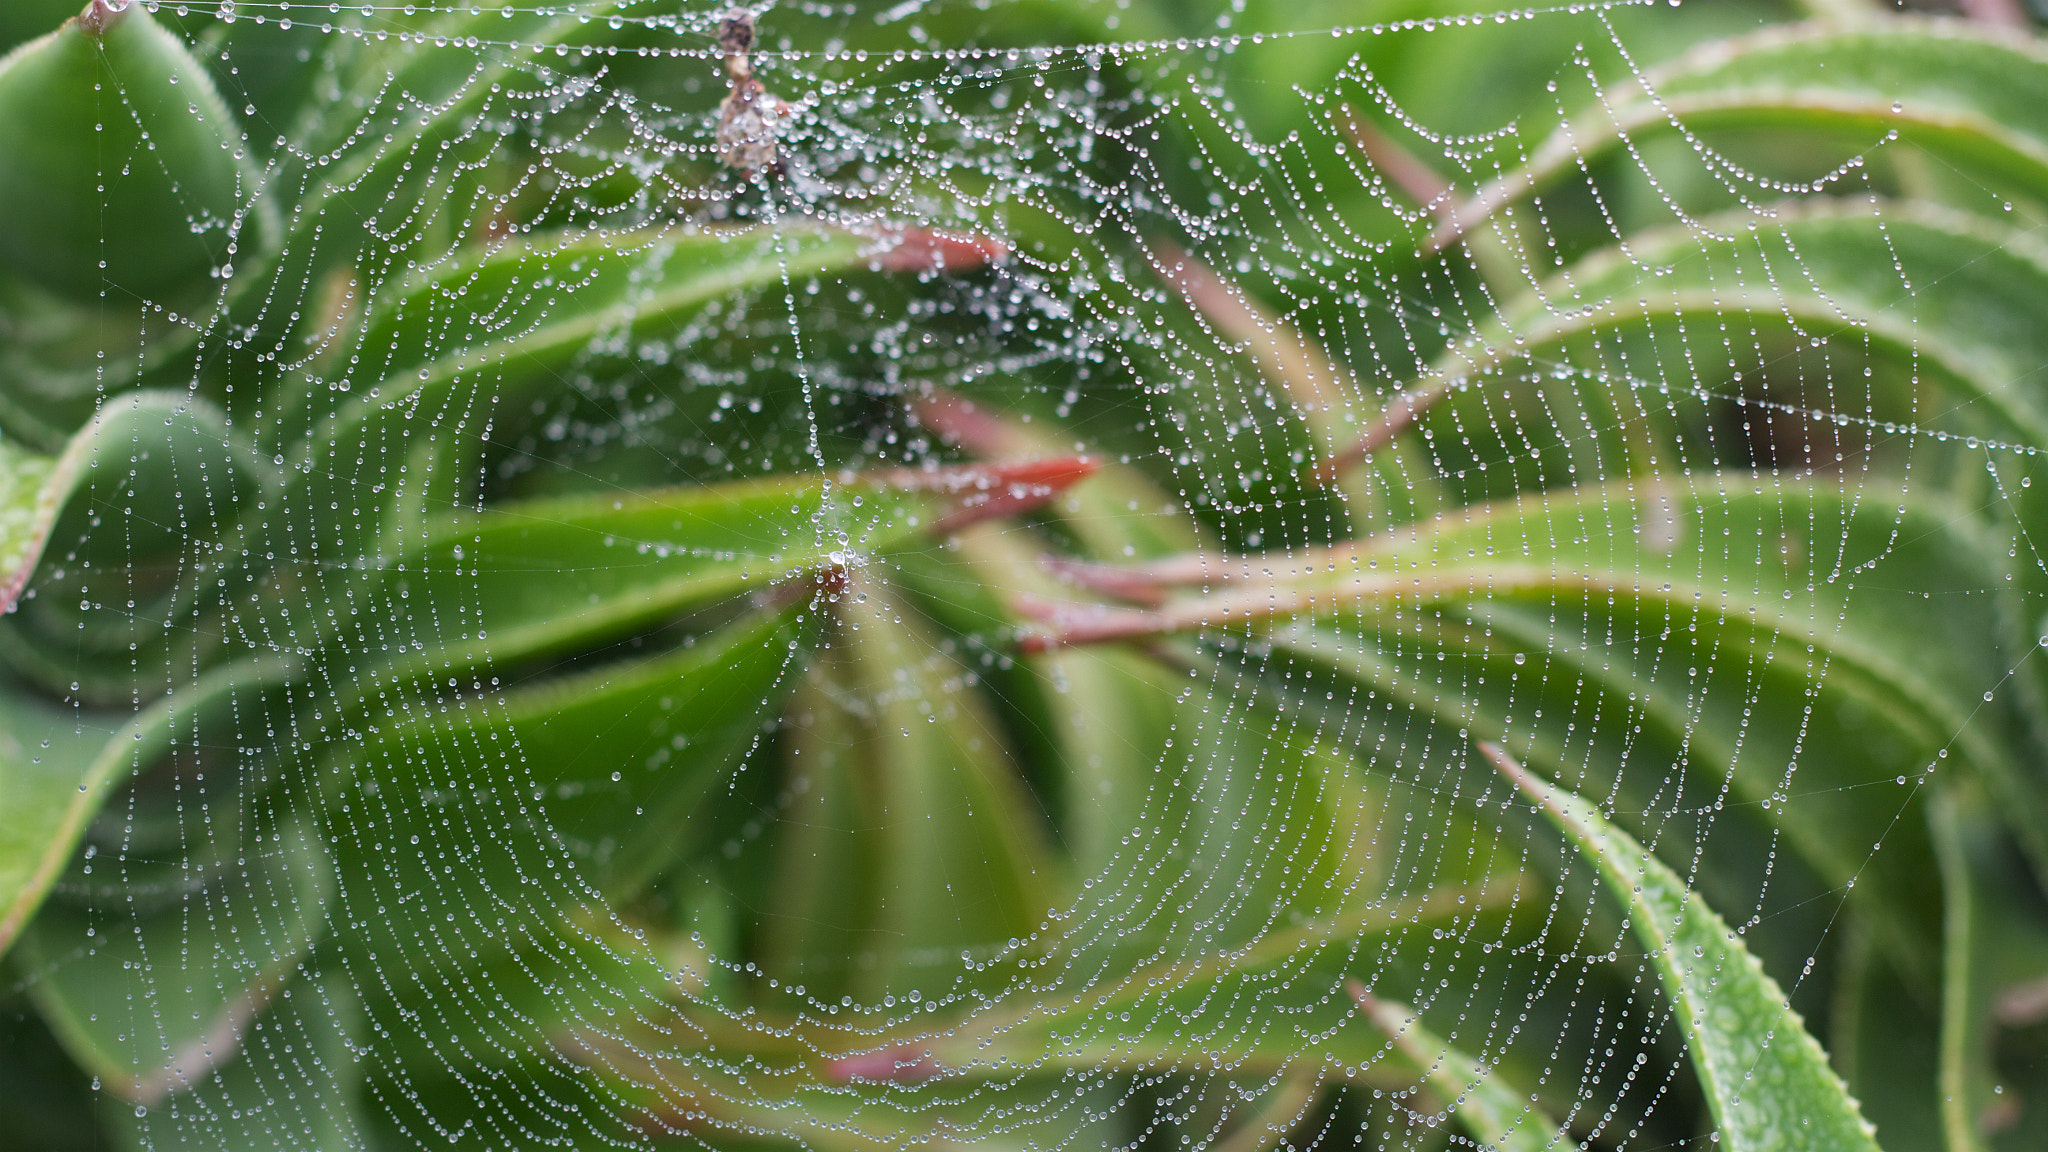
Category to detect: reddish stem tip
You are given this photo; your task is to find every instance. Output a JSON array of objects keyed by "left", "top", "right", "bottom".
[
  {"left": 920, "top": 456, "right": 1099, "bottom": 530},
  {"left": 876, "top": 229, "right": 1010, "bottom": 274},
  {"left": 827, "top": 1048, "right": 937, "bottom": 1083},
  {"left": 77, "top": 0, "right": 131, "bottom": 35}
]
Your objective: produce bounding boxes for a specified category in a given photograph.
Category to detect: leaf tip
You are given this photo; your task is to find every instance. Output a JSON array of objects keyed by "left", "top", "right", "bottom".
[
  {"left": 1010, "top": 594, "right": 1170, "bottom": 651},
  {"left": 75, "top": 0, "right": 132, "bottom": 36},
  {"left": 826, "top": 1046, "right": 939, "bottom": 1084},
  {"left": 1476, "top": 740, "right": 1534, "bottom": 792},
  {"left": 922, "top": 456, "right": 1100, "bottom": 531},
  {"left": 874, "top": 228, "right": 1008, "bottom": 274}
]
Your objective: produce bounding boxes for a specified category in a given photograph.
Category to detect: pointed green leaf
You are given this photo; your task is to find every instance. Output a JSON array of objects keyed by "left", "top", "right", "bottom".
[
  {"left": 1080, "top": 473, "right": 2007, "bottom": 977},
  {"left": 110, "top": 966, "right": 374, "bottom": 1151},
  {"left": 1, "top": 391, "right": 279, "bottom": 715},
  {"left": 844, "top": 873, "right": 1522, "bottom": 1086},
  {"left": 0, "top": 654, "right": 295, "bottom": 961},
  {"left": 1452, "top": 202, "right": 2048, "bottom": 452},
  {"left": 758, "top": 581, "right": 1056, "bottom": 1001},
  {"left": 336, "top": 469, "right": 948, "bottom": 701},
  {"left": 0, "top": 1, "right": 271, "bottom": 302},
  {"left": 273, "top": 224, "right": 866, "bottom": 448},
  {"left": 1348, "top": 981, "right": 1578, "bottom": 1152},
  {"left": 1438, "top": 17, "right": 2048, "bottom": 250},
  {"left": 834, "top": 672, "right": 1497, "bottom": 1087},
  {"left": 0, "top": 690, "right": 110, "bottom": 962},
  {"left": 1, "top": 393, "right": 294, "bottom": 961},
  {"left": 0, "top": 277, "right": 201, "bottom": 451},
  {"left": 5, "top": 391, "right": 276, "bottom": 659},
  {"left": 332, "top": 607, "right": 814, "bottom": 900},
  {"left": 0, "top": 432, "right": 55, "bottom": 607},
  {"left": 19, "top": 817, "right": 335, "bottom": 1103},
  {"left": 1484, "top": 743, "right": 1880, "bottom": 1152}
]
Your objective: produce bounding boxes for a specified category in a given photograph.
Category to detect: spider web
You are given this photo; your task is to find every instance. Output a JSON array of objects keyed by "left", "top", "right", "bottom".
[{"left": 4, "top": 1, "right": 2029, "bottom": 1149}]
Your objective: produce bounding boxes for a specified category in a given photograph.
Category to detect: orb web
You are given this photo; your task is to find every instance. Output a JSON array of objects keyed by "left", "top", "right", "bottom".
[{"left": 1, "top": 2, "right": 2028, "bottom": 1150}]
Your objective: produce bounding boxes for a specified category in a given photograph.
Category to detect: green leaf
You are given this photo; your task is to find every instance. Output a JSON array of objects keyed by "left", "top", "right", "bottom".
[
  {"left": 1, "top": 392, "right": 279, "bottom": 706},
  {"left": 0, "top": 0, "right": 80, "bottom": 54},
  {"left": 0, "top": 392, "right": 295, "bottom": 959},
  {"left": 1036, "top": 643, "right": 1183, "bottom": 885},
  {"left": 0, "top": 1, "right": 272, "bottom": 303},
  {"left": 0, "top": 459, "right": 1070, "bottom": 968},
  {"left": 284, "top": 225, "right": 868, "bottom": 432},
  {"left": 1930, "top": 783, "right": 2048, "bottom": 1152},
  {"left": 190, "top": 17, "right": 330, "bottom": 150},
  {"left": 1483, "top": 742, "right": 1881, "bottom": 1152},
  {"left": 1063, "top": 473, "right": 2008, "bottom": 977},
  {"left": 242, "top": 4, "right": 638, "bottom": 349},
  {"left": 892, "top": 520, "right": 1401, "bottom": 970},
  {"left": 1452, "top": 202, "right": 2048, "bottom": 452},
  {"left": 259, "top": 224, "right": 884, "bottom": 569},
  {"left": 0, "top": 431, "right": 54, "bottom": 608},
  {"left": 1436, "top": 17, "right": 2048, "bottom": 251},
  {"left": 1347, "top": 981, "right": 1578, "bottom": 1152},
  {"left": 303, "top": 2, "right": 620, "bottom": 162},
  {"left": 0, "top": 654, "right": 296, "bottom": 960},
  {"left": 18, "top": 817, "right": 335, "bottom": 1103},
  {"left": 883, "top": 517, "right": 1197, "bottom": 892},
  {"left": 756, "top": 581, "right": 1056, "bottom": 1001},
  {"left": 0, "top": 278, "right": 202, "bottom": 451},
  {"left": 1067, "top": 654, "right": 1392, "bottom": 967},
  {"left": 1830, "top": 915, "right": 1944, "bottom": 1152},
  {"left": 889, "top": 872, "right": 1522, "bottom": 1084},
  {"left": 301, "top": 608, "right": 818, "bottom": 1055},
  {"left": 109, "top": 966, "right": 374, "bottom": 1152},
  {"left": 334, "top": 607, "right": 814, "bottom": 898},
  {"left": 573, "top": 881, "right": 1525, "bottom": 1152},
  {"left": 9, "top": 392, "right": 275, "bottom": 652},
  {"left": 0, "top": 691, "right": 106, "bottom": 962},
  {"left": 337, "top": 469, "right": 942, "bottom": 700},
  {"left": 817, "top": 679, "right": 1503, "bottom": 1087}
]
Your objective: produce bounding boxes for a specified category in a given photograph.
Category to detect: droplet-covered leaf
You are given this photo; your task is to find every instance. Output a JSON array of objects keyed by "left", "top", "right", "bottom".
[{"left": 1486, "top": 744, "right": 1880, "bottom": 1152}]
